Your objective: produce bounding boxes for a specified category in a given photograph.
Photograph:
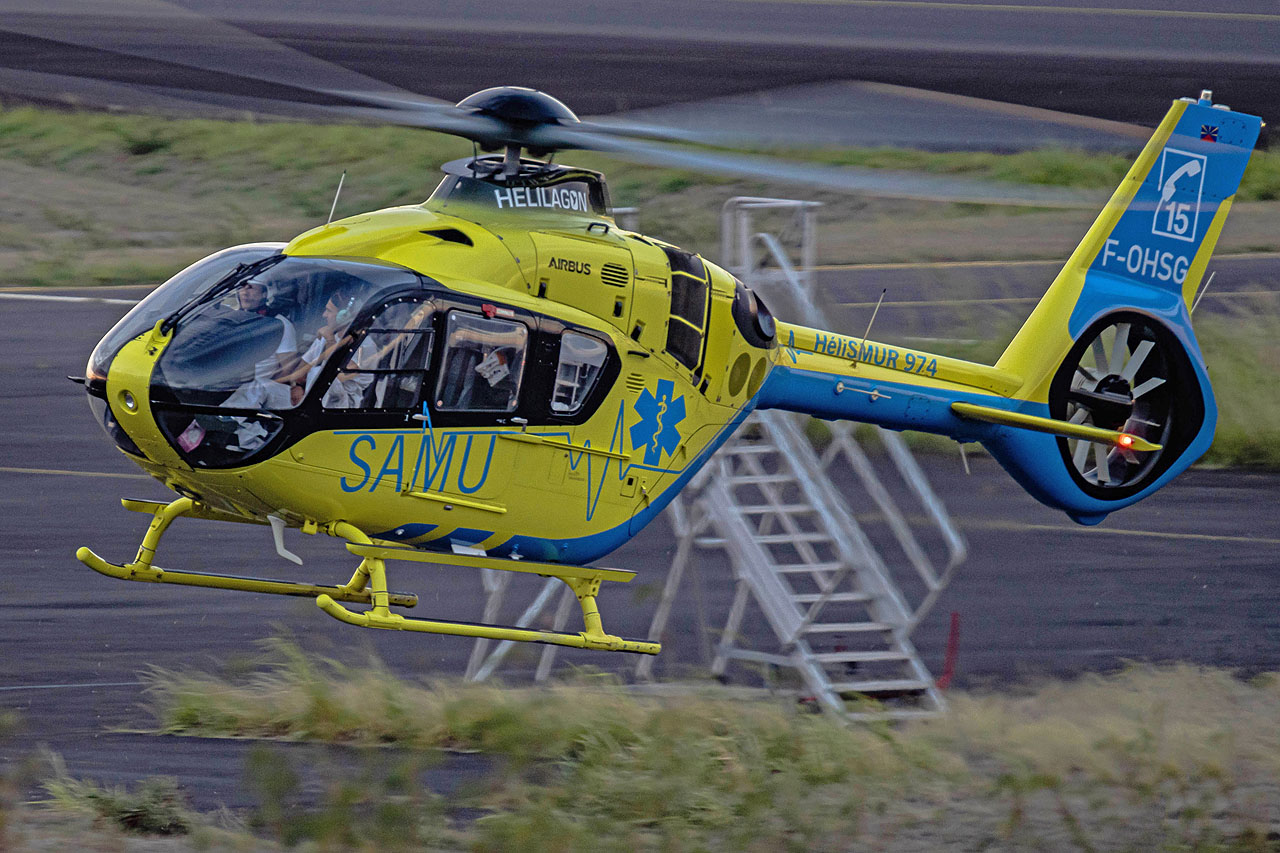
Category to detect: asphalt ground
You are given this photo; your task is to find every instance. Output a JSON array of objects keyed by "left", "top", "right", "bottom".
[{"left": 1, "top": 263, "right": 1278, "bottom": 804}]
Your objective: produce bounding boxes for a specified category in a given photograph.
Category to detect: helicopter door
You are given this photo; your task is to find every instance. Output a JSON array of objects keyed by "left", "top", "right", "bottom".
[
  {"left": 318, "top": 298, "right": 435, "bottom": 411},
  {"left": 530, "top": 230, "right": 634, "bottom": 330}
]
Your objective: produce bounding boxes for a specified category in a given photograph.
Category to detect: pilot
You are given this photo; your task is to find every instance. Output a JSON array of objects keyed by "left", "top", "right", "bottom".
[{"left": 221, "top": 277, "right": 298, "bottom": 408}]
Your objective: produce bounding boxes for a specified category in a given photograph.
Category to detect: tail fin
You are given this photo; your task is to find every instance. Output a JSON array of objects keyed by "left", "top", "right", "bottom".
[
  {"left": 998, "top": 92, "right": 1261, "bottom": 400},
  {"left": 986, "top": 92, "right": 1262, "bottom": 523}
]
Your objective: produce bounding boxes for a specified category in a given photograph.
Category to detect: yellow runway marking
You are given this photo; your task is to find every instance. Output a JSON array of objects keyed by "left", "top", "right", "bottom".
[
  {"left": 842, "top": 295, "right": 1039, "bottom": 307},
  {"left": 0, "top": 466, "right": 151, "bottom": 480},
  {"left": 729, "top": 1, "right": 1278, "bottom": 23},
  {"left": 814, "top": 251, "right": 1280, "bottom": 272},
  {"left": 964, "top": 518, "right": 1280, "bottom": 547},
  {"left": 836, "top": 290, "right": 1280, "bottom": 308}
]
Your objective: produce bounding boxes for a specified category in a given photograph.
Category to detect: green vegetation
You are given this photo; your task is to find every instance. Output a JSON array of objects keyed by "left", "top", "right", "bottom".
[
  {"left": 106, "top": 641, "right": 1280, "bottom": 850},
  {"left": 2, "top": 104, "right": 1279, "bottom": 286},
  {"left": 239, "top": 746, "right": 451, "bottom": 849},
  {"left": 42, "top": 765, "right": 195, "bottom": 835},
  {"left": 1199, "top": 314, "right": 1280, "bottom": 467}
]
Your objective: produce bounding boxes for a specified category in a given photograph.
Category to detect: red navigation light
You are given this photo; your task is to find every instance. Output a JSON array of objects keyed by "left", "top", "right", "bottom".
[{"left": 1117, "top": 434, "right": 1135, "bottom": 449}]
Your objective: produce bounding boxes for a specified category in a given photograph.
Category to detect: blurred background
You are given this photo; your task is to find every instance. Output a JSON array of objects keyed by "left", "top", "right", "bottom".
[{"left": 1, "top": 0, "right": 1279, "bottom": 822}]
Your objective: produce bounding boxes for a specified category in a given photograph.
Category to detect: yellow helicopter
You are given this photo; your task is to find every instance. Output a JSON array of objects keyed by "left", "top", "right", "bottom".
[{"left": 78, "top": 86, "right": 1263, "bottom": 658}]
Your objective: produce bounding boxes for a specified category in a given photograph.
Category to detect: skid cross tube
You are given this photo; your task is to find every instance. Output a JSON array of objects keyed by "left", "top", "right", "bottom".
[
  {"left": 76, "top": 498, "right": 657, "bottom": 654},
  {"left": 75, "top": 498, "right": 418, "bottom": 608}
]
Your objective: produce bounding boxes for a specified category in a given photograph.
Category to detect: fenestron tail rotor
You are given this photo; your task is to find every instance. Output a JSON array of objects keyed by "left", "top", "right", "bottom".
[{"left": 1050, "top": 315, "right": 1178, "bottom": 493}]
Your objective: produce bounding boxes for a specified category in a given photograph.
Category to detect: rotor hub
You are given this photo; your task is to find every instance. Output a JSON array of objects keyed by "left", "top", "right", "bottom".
[
  {"left": 1069, "top": 373, "right": 1134, "bottom": 431},
  {"left": 455, "top": 86, "right": 579, "bottom": 127}
]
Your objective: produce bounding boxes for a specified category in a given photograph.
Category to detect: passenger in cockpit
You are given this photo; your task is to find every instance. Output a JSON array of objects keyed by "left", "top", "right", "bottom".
[{"left": 286, "top": 286, "right": 376, "bottom": 408}]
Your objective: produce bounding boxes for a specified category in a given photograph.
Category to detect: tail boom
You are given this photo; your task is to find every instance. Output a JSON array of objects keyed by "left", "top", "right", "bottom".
[{"left": 756, "top": 93, "right": 1261, "bottom": 525}]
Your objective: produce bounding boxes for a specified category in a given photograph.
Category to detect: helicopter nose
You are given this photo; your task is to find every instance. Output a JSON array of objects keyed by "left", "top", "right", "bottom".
[
  {"left": 99, "top": 325, "right": 190, "bottom": 469},
  {"left": 86, "top": 390, "right": 146, "bottom": 458}
]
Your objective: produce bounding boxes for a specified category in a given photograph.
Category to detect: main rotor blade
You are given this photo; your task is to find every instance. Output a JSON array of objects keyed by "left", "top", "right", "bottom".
[
  {"left": 535, "top": 127, "right": 1104, "bottom": 208},
  {"left": 2, "top": 1, "right": 1107, "bottom": 207},
  {"left": 577, "top": 116, "right": 724, "bottom": 146},
  {"left": 0, "top": 67, "right": 266, "bottom": 117},
  {"left": 0, "top": 0, "right": 444, "bottom": 107}
]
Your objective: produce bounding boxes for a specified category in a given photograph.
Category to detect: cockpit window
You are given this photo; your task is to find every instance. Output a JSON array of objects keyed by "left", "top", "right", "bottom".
[
  {"left": 153, "top": 257, "right": 424, "bottom": 410},
  {"left": 88, "top": 243, "right": 283, "bottom": 382},
  {"left": 664, "top": 249, "right": 709, "bottom": 372},
  {"left": 320, "top": 299, "right": 434, "bottom": 410},
  {"left": 551, "top": 332, "right": 608, "bottom": 414},
  {"left": 434, "top": 311, "right": 527, "bottom": 413}
]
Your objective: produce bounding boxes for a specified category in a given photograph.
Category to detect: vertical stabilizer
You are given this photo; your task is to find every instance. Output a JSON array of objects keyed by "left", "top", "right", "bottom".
[{"left": 997, "top": 92, "right": 1261, "bottom": 404}]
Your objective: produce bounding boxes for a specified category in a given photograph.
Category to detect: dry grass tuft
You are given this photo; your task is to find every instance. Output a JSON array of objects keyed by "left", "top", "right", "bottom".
[{"left": 134, "top": 641, "right": 1280, "bottom": 850}]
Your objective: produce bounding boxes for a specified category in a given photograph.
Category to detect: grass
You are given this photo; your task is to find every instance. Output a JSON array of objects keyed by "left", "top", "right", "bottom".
[
  {"left": 1199, "top": 314, "right": 1280, "bottom": 467},
  {"left": 3, "top": 103, "right": 1280, "bottom": 285},
  {"left": 111, "top": 640, "right": 1280, "bottom": 851},
  {"left": 42, "top": 762, "right": 195, "bottom": 835}
]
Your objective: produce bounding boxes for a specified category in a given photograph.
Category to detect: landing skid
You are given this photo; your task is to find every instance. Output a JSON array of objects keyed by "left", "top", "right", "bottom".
[{"left": 76, "top": 497, "right": 660, "bottom": 656}]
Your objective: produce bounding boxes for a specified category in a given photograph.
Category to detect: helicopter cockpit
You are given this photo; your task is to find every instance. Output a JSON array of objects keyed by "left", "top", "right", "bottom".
[{"left": 85, "top": 245, "right": 619, "bottom": 471}]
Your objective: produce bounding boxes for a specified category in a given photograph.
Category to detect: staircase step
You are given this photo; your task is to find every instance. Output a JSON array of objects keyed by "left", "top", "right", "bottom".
[
  {"left": 792, "top": 592, "right": 870, "bottom": 604},
  {"left": 737, "top": 503, "right": 814, "bottom": 515},
  {"left": 754, "top": 532, "right": 831, "bottom": 544},
  {"left": 829, "top": 678, "right": 932, "bottom": 694},
  {"left": 811, "top": 650, "right": 910, "bottom": 664},
  {"left": 801, "top": 622, "right": 895, "bottom": 634},
  {"left": 729, "top": 474, "right": 795, "bottom": 485},
  {"left": 774, "top": 561, "right": 847, "bottom": 574}
]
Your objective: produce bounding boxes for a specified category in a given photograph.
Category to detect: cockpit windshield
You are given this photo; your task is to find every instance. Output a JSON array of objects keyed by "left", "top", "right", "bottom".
[
  {"left": 152, "top": 256, "right": 426, "bottom": 411},
  {"left": 87, "top": 243, "right": 284, "bottom": 382}
]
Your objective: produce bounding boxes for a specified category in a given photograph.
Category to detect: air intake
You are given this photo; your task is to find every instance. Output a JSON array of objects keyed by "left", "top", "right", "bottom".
[{"left": 600, "top": 263, "right": 630, "bottom": 287}]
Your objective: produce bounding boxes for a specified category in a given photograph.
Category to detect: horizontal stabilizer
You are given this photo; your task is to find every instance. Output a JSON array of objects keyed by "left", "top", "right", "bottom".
[{"left": 951, "top": 402, "right": 1161, "bottom": 452}]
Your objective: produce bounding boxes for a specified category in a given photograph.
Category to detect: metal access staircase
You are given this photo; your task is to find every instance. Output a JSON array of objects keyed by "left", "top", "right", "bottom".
[
  {"left": 637, "top": 197, "right": 965, "bottom": 718},
  {"left": 689, "top": 411, "right": 961, "bottom": 716}
]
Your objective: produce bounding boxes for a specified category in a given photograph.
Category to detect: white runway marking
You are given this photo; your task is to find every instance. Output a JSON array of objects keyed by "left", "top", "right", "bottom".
[
  {"left": 0, "top": 292, "right": 137, "bottom": 306},
  {"left": 0, "top": 466, "right": 151, "bottom": 480},
  {"left": 0, "top": 681, "right": 140, "bottom": 692}
]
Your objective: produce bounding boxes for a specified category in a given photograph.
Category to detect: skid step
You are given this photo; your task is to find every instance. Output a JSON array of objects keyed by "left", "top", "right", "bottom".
[
  {"left": 77, "top": 547, "right": 418, "bottom": 608},
  {"left": 318, "top": 595, "right": 658, "bottom": 654}
]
